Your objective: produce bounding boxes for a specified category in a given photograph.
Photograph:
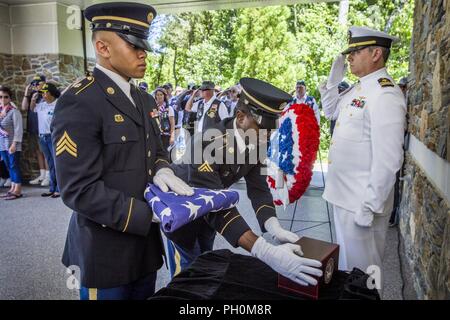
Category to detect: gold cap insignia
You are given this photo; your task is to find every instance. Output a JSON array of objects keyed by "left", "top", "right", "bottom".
[
  {"left": 107, "top": 87, "right": 115, "bottom": 95},
  {"left": 56, "top": 131, "right": 77, "bottom": 158},
  {"left": 147, "top": 12, "right": 154, "bottom": 23},
  {"left": 114, "top": 114, "right": 124, "bottom": 122}
]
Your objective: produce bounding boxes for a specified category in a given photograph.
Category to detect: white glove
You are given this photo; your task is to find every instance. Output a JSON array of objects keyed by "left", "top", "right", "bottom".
[
  {"left": 327, "top": 54, "right": 347, "bottom": 89},
  {"left": 354, "top": 207, "right": 374, "bottom": 227},
  {"left": 251, "top": 237, "right": 322, "bottom": 286},
  {"left": 151, "top": 213, "right": 161, "bottom": 224},
  {"left": 153, "top": 168, "right": 194, "bottom": 196},
  {"left": 264, "top": 217, "right": 301, "bottom": 249}
]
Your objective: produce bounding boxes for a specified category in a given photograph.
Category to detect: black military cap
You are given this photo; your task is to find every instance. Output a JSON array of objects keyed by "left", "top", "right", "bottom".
[
  {"left": 200, "top": 81, "right": 215, "bottom": 91},
  {"left": 84, "top": 2, "right": 156, "bottom": 51},
  {"left": 239, "top": 77, "right": 292, "bottom": 129},
  {"left": 342, "top": 26, "right": 398, "bottom": 55}
]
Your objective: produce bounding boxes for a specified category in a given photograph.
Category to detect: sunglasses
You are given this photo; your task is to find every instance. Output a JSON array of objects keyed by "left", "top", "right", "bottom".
[{"left": 0, "top": 95, "right": 10, "bottom": 99}]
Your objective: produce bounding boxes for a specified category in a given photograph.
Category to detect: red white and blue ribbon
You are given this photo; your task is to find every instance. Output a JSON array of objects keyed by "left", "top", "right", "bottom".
[{"left": 266, "top": 103, "right": 320, "bottom": 207}]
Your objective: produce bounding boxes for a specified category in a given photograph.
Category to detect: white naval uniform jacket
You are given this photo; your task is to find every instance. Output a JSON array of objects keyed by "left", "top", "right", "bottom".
[{"left": 320, "top": 67, "right": 406, "bottom": 215}]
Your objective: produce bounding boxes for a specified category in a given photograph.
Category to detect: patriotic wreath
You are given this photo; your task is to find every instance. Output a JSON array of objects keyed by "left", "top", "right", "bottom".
[{"left": 266, "top": 103, "right": 320, "bottom": 206}]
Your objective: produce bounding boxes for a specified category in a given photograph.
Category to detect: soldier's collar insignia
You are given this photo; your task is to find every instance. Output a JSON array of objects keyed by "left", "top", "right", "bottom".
[
  {"left": 114, "top": 114, "right": 124, "bottom": 122},
  {"left": 56, "top": 131, "right": 77, "bottom": 158},
  {"left": 107, "top": 87, "right": 115, "bottom": 95},
  {"left": 378, "top": 78, "right": 394, "bottom": 87},
  {"left": 198, "top": 161, "right": 213, "bottom": 173}
]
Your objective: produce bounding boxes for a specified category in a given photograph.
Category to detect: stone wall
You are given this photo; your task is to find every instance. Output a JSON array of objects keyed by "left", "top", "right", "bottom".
[
  {"left": 399, "top": 154, "right": 449, "bottom": 299},
  {"left": 407, "top": 0, "right": 449, "bottom": 161},
  {"left": 399, "top": 0, "right": 450, "bottom": 299},
  {"left": 0, "top": 53, "right": 85, "bottom": 180}
]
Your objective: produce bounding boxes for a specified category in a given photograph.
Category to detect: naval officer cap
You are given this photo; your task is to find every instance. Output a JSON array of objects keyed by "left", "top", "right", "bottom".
[
  {"left": 239, "top": 77, "right": 292, "bottom": 129},
  {"left": 342, "top": 26, "right": 399, "bottom": 55},
  {"left": 84, "top": 2, "right": 156, "bottom": 51}
]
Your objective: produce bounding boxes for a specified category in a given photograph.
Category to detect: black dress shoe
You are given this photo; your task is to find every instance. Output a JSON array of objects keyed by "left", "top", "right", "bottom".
[{"left": 41, "top": 192, "right": 54, "bottom": 197}]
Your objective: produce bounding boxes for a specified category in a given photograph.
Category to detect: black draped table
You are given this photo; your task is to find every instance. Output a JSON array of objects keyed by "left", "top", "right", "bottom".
[{"left": 151, "top": 249, "right": 379, "bottom": 300}]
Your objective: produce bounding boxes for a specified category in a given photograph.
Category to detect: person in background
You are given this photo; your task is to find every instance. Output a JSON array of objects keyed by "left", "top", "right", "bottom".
[
  {"left": 184, "top": 81, "right": 229, "bottom": 134},
  {"left": 178, "top": 84, "right": 201, "bottom": 136},
  {"left": 292, "top": 80, "right": 320, "bottom": 124},
  {"left": 22, "top": 75, "right": 49, "bottom": 187},
  {"left": 138, "top": 81, "right": 148, "bottom": 92},
  {"left": 0, "top": 86, "right": 24, "bottom": 200},
  {"left": 174, "top": 86, "right": 183, "bottom": 97},
  {"left": 329, "top": 81, "right": 350, "bottom": 137},
  {"left": 154, "top": 87, "right": 175, "bottom": 152},
  {"left": 30, "top": 83, "right": 60, "bottom": 198},
  {"left": 220, "top": 85, "right": 240, "bottom": 117}
]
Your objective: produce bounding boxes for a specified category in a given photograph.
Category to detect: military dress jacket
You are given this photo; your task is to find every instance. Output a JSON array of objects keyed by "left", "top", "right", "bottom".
[
  {"left": 320, "top": 67, "right": 406, "bottom": 214},
  {"left": 51, "top": 68, "right": 171, "bottom": 288},
  {"left": 169, "top": 118, "right": 276, "bottom": 248}
]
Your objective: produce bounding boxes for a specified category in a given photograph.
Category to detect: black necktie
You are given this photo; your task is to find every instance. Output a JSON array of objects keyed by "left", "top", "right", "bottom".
[{"left": 130, "top": 85, "right": 144, "bottom": 116}]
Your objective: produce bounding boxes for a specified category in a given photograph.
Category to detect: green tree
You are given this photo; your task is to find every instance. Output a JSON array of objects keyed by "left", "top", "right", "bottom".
[{"left": 232, "top": 6, "right": 300, "bottom": 91}]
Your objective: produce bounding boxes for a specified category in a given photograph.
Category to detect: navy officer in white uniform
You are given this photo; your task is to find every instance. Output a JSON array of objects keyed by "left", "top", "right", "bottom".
[{"left": 319, "top": 26, "right": 406, "bottom": 291}]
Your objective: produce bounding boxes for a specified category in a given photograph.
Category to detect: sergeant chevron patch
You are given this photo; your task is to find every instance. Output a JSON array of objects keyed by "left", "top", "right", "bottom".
[
  {"left": 56, "top": 131, "right": 77, "bottom": 158},
  {"left": 198, "top": 161, "right": 213, "bottom": 172}
]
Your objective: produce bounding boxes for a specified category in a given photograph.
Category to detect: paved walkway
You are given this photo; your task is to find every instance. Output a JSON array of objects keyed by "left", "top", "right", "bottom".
[{"left": 0, "top": 162, "right": 403, "bottom": 299}]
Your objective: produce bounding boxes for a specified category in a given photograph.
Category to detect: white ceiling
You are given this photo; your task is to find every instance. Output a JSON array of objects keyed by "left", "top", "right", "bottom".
[{"left": 1, "top": 0, "right": 339, "bottom": 14}]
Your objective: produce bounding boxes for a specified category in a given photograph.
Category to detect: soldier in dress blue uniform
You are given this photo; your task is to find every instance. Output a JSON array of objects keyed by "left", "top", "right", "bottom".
[
  {"left": 51, "top": 2, "right": 193, "bottom": 300},
  {"left": 165, "top": 78, "right": 323, "bottom": 287}
]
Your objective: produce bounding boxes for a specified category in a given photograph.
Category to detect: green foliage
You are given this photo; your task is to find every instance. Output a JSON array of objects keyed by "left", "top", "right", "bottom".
[{"left": 146, "top": 0, "right": 414, "bottom": 157}]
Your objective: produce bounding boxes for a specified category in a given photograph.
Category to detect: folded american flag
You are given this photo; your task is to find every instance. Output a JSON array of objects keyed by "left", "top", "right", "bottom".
[{"left": 144, "top": 184, "right": 239, "bottom": 233}]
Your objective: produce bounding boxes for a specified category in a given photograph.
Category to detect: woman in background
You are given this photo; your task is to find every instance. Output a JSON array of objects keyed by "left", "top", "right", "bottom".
[
  {"left": 0, "top": 86, "right": 23, "bottom": 200},
  {"left": 153, "top": 87, "right": 175, "bottom": 153}
]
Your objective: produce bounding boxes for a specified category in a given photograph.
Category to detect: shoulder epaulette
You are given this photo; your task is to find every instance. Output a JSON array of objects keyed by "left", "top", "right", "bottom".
[
  {"left": 68, "top": 76, "right": 95, "bottom": 95},
  {"left": 378, "top": 78, "right": 394, "bottom": 88}
]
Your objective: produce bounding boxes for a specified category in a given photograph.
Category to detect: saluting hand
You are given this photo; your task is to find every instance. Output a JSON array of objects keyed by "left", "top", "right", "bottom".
[{"left": 327, "top": 54, "right": 347, "bottom": 89}]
